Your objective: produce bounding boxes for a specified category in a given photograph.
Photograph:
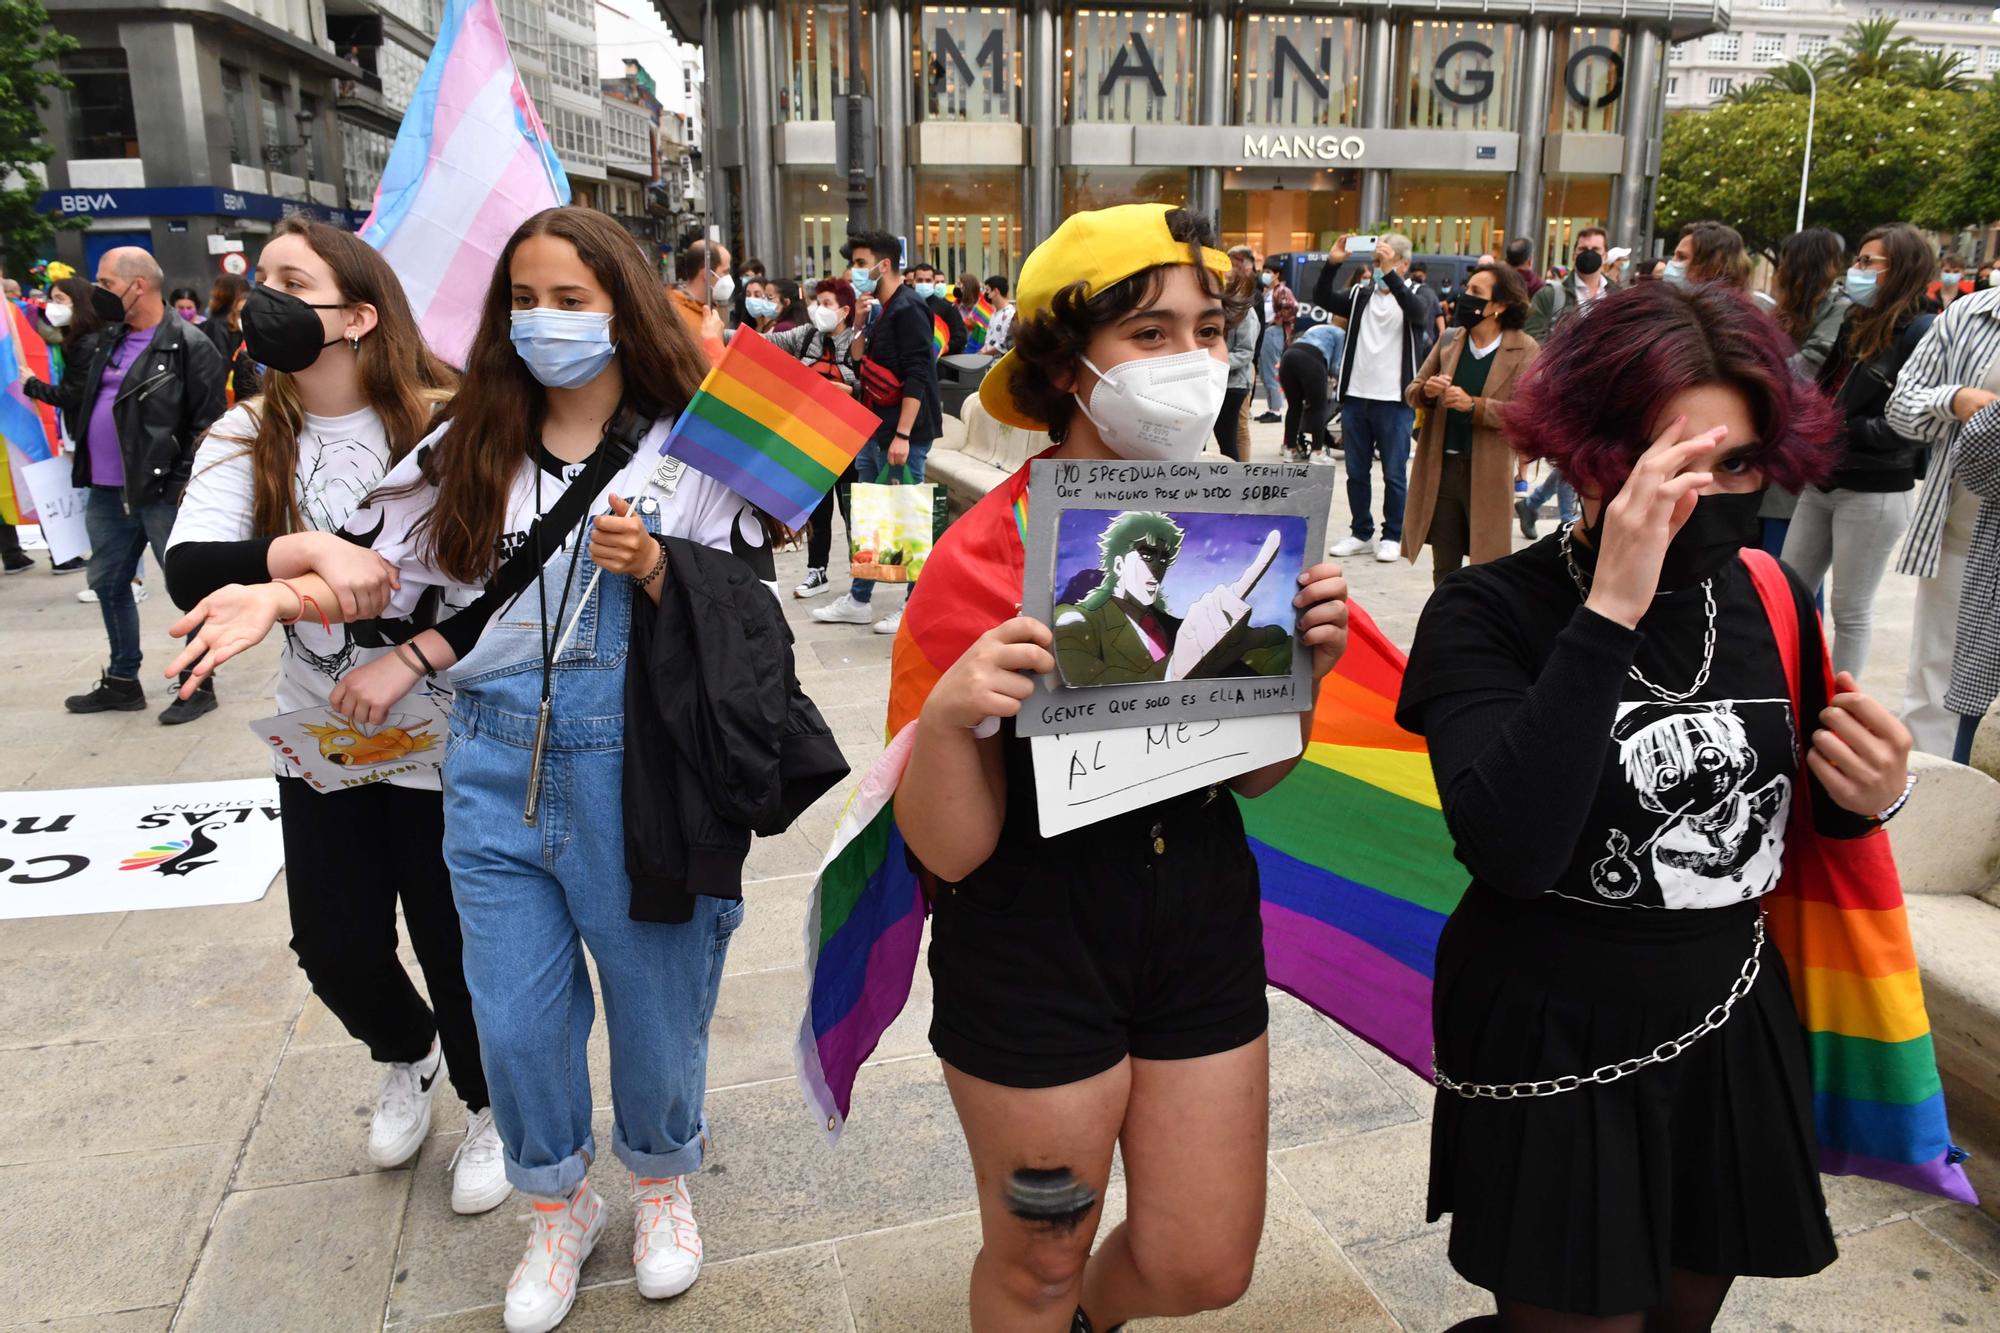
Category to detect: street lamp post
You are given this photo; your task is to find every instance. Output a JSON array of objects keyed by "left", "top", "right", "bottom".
[{"left": 1791, "top": 59, "right": 1818, "bottom": 232}]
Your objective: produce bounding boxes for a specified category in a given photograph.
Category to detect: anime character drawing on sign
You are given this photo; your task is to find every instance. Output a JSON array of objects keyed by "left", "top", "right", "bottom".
[
  {"left": 1592, "top": 701, "right": 1792, "bottom": 909},
  {"left": 301, "top": 715, "right": 440, "bottom": 768},
  {"left": 1052, "top": 511, "right": 1292, "bottom": 687}
]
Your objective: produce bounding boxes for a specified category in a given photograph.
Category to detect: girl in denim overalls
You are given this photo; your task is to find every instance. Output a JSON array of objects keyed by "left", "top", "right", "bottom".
[{"left": 167, "top": 208, "right": 770, "bottom": 1333}]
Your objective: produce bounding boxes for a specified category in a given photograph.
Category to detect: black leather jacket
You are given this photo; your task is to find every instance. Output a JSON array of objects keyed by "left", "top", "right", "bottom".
[
  {"left": 623, "top": 537, "right": 848, "bottom": 923},
  {"left": 25, "top": 312, "right": 226, "bottom": 506}
]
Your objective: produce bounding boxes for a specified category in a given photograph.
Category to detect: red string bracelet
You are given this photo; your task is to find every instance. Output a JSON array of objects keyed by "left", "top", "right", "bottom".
[
  {"left": 272, "top": 578, "right": 306, "bottom": 626},
  {"left": 297, "top": 593, "right": 332, "bottom": 632}
]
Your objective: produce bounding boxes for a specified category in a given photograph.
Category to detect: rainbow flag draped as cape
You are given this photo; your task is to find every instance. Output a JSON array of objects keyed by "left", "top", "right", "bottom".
[
  {"left": 793, "top": 462, "right": 1976, "bottom": 1205},
  {"left": 663, "top": 327, "right": 881, "bottom": 530},
  {"left": 1, "top": 302, "right": 60, "bottom": 525}
]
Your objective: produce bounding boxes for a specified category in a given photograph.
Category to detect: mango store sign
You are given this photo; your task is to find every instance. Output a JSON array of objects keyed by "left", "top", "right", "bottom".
[{"left": 1243, "top": 132, "right": 1367, "bottom": 163}]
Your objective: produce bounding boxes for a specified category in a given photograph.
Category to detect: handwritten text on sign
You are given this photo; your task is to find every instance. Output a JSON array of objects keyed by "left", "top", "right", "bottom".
[
  {"left": 21, "top": 456, "right": 90, "bottom": 565},
  {"left": 1031, "top": 712, "right": 1302, "bottom": 836}
]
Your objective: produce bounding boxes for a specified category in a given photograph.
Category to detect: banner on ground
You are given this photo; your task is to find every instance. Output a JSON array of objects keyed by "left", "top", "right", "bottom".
[{"left": 0, "top": 779, "right": 284, "bottom": 919}]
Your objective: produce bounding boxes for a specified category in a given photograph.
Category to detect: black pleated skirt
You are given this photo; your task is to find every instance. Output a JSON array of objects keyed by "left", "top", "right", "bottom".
[{"left": 1426, "top": 887, "right": 1837, "bottom": 1317}]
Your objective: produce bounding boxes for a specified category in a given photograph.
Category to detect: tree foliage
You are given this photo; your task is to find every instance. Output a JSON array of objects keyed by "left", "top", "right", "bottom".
[
  {"left": 0, "top": 0, "right": 80, "bottom": 275},
  {"left": 1831, "top": 18, "right": 1919, "bottom": 84},
  {"left": 1912, "top": 78, "right": 2000, "bottom": 229},
  {"left": 1656, "top": 80, "right": 1971, "bottom": 257}
]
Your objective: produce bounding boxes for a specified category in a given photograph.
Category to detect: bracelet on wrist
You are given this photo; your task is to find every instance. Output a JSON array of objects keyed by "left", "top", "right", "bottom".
[
  {"left": 631, "top": 535, "right": 668, "bottom": 587},
  {"left": 1873, "top": 772, "right": 1918, "bottom": 825},
  {"left": 394, "top": 645, "right": 426, "bottom": 678},
  {"left": 272, "top": 578, "right": 306, "bottom": 626},
  {"left": 406, "top": 638, "right": 438, "bottom": 678}
]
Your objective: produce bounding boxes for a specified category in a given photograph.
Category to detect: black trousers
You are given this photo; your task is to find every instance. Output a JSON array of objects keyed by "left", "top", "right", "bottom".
[
  {"left": 1428, "top": 451, "right": 1473, "bottom": 588},
  {"left": 278, "top": 776, "right": 488, "bottom": 1109},
  {"left": 1215, "top": 387, "right": 1250, "bottom": 460},
  {"left": 805, "top": 462, "right": 858, "bottom": 569},
  {"left": 1279, "top": 346, "right": 1333, "bottom": 456}
]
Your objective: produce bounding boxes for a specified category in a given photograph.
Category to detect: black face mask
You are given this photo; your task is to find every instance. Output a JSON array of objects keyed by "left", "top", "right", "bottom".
[
  {"left": 241, "top": 285, "right": 346, "bottom": 373},
  {"left": 1575, "top": 248, "right": 1605, "bottom": 276},
  {"left": 90, "top": 284, "right": 130, "bottom": 325},
  {"left": 1587, "top": 489, "right": 1765, "bottom": 593},
  {"left": 1451, "top": 292, "right": 1488, "bottom": 328}
]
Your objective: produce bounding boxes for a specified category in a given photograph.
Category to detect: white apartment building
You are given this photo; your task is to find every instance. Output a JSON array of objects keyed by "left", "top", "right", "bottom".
[{"left": 1666, "top": 0, "right": 2000, "bottom": 108}]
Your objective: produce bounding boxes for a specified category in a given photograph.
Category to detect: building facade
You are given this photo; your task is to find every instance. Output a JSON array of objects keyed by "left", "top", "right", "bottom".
[
  {"left": 703, "top": 0, "right": 1727, "bottom": 283},
  {"left": 595, "top": 4, "right": 711, "bottom": 242},
  {"left": 1666, "top": 0, "right": 2000, "bottom": 109}
]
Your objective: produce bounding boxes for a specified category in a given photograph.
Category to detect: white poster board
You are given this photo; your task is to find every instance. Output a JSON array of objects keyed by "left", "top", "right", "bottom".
[
  {"left": 1031, "top": 712, "right": 1303, "bottom": 837},
  {"left": 0, "top": 778, "right": 283, "bottom": 919},
  {"left": 21, "top": 455, "right": 90, "bottom": 565},
  {"left": 249, "top": 693, "right": 449, "bottom": 793}
]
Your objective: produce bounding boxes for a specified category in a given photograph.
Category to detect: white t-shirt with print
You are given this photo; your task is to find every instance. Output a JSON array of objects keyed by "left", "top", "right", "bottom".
[{"left": 169, "top": 406, "right": 436, "bottom": 784}]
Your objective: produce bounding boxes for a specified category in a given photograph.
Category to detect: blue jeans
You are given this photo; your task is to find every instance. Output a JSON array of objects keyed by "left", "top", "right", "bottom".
[
  {"left": 1338, "top": 398, "right": 1415, "bottom": 542},
  {"left": 1526, "top": 468, "right": 1578, "bottom": 524},
  {"left": 850, "top": 431, "right": 932, "bottom": 605},
  {"left": 1256, "top": 326, "right": 1285, "bottom": 414},
  {"left": 85, "top": 487, "right": 177, "bottom": 679},
  {"left": 441, "top": 521, "right": 741, "bottom": 1198}
]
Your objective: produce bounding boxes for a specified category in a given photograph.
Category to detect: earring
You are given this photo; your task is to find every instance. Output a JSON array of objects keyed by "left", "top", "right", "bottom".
[{"left": 348, "top": 335, "right": 360, "bottom": 352}]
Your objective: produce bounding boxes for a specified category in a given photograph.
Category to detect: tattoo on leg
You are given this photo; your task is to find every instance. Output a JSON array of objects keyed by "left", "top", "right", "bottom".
[{"left": 1005, "top": 1166, "right": 1097, "bottom": 1233}]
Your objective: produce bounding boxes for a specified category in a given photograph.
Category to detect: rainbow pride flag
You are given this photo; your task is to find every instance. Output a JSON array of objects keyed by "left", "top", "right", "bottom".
[
  {"left": 1, "top": 301, "right": 59, "bottom": 525},
  {"left": 931, "top": 312, "right": 949, "bottom": 358},
  {"left": 964, "top": 296, "right": 992, "bottom": 352},
  {"left": 795, "top": 462, "right": 1975, "bottom": 1205},
  {"left": 663, "top": 326, "right": 881, "bottom": 530}
]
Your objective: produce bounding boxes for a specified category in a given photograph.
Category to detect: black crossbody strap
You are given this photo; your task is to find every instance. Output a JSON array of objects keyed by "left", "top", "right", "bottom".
[{"left": 479, "top": 405, "right": 649, "bottom": 609}]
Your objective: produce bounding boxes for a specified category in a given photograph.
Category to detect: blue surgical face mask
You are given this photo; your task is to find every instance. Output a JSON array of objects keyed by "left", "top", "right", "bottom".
[
  {"left": 1663, "top": 259, "right": 1689, "bottom": 287},
  {"left": 744, "top": 296, "right": 779, "bottom": 320},
  {"left": 911, "top": 281, "right": 936, "bottom": 300},
  {"left": 1844, "top": 266, "right": 1879, "bottom": 306},
  {"left": 509, "top": 308, "right": 617, "bottom": 389},
  {"left": 848, "top": 264, "right": 879, "bottom": 296},
  {"left": 1372, "top": 272, "right": 1389, "bottom": 292}
]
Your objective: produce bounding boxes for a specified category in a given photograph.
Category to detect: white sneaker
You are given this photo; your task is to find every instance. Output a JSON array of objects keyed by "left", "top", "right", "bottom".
[
  {"left": 810, "top": 593, "right": 872, "bottom": 625},
  {"left": 1329, "top": 535, "right": 1371, "bottom": 558},
  {"left": 450, "top": 1106, "right": 513, "bottom": 1215},
  {"left": 631, "top": 1173, "right": 703, "bottom": 1300},
  {"left": 505, "top": 1183, "right": 607, "bottom": 1333},
  {"left": 133, "top": 579, "right": 148, "bottom": 603},
  {"left": 75, "top": 581, "right": 144, "bottom": 605},
  {"left": 367, "top": 1039, "right": 442, "bottom": 1168},
  {"left": 792, "top": 566, "right": 834, "bottom": 598},
  {"left": 871, "top": 608, "right": 903, "bottom": 636},
  {"left": 1375, "top": 540, "right": 1401, "bottom": 563}
]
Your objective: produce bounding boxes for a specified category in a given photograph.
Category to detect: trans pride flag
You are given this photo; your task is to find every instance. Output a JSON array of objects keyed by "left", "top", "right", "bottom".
[
  {"left": 360, "top": 0, "right": 569, "bottom": 367},
  {"left": 0, "top": 301, "right": 59, "bottom": 525},
  {"left": 795, "top": 461, "right": 1975, "bottom": 1205}
]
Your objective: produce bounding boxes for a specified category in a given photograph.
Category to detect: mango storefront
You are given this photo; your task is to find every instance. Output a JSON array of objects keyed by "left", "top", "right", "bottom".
[{"left": 706, "top": 0, "right": 1724, "bottom": 280}]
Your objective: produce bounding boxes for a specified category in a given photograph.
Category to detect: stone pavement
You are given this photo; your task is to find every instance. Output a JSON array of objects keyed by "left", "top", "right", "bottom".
[{"left": 4, "top": 427, "right": 1999, "bottom": 1331}]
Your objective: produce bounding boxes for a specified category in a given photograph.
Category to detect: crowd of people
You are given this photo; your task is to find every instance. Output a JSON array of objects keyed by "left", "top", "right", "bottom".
[{"left": 1, "top": 194, "right": 1992, "bottom": 1333}]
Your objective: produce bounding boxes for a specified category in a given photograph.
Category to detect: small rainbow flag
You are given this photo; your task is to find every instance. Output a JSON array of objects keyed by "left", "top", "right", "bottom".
[
  {"left": 931, "top": 312, "right": 949, "bottom": 359},
  {"left": 663, "top": 326, "right": 882, "bottom": 530},
  {"left": 795, "top": 463, "right": 1974, "bottom": 1206},
  {"left": 1, "top": 301, "right": 59, "bottom": 525},
  {"left": 964, "top": 295, "right": 992, "bottom": 352}
]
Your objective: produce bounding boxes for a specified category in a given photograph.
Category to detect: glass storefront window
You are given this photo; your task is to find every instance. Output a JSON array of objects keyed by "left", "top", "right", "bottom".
[
  {"left": 915, "top": 169, "right": 1023, "bottom": 283},
  {"left": 1388, "top": 172, "right": 1508, "bottom": 259},
  {"left": 1400, "top": 20, "right": 1519, "bottom": 132},
  {"left": 1236, "top": 12, "right": 1359, "bottom": 128},
  {"left": 1061, "top": 167, "right": 1192, "bottom": 216},
  {"left": 1550, "top": 26, "right": 1624, "bottom": 135},
  {"left": 782, "top": 0, "right": 871, "bottom": 122},
  {"left": 1066, "top": 8, "right": 1197, "bottom": 125},
  {"left": 782, "top": 172, "right": 848, "bottom": 279},
  {"left": 920, "top": 5, "right": 1020, "bottom": 122},
  {"left": 1540, "top": 176, "right": 1613, "bottom": 271},
  {"left": 1220, "top": 179, "right": 1359, "bottom": 256}
]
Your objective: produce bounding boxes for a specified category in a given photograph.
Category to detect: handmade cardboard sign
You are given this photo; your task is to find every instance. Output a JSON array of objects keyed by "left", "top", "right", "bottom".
[
  {"left": 249, "top": 686, "right": 450, "bottom": 793},
  {"left": 1031, "top": 711, "right": 1303, "bottom": 836},
  {"left": 1015, "top": 458, "right": 1331, "bottom": 738},
  {"left": 22, "top": 456, "right": 90, "bottom": 565}
]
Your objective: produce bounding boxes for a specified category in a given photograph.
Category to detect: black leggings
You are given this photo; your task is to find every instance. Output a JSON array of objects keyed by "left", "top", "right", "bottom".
[
  {"left": 278, "top": 776, "right": 488, "bottom": 1109},
  {"left": 805, "top": 463, "right": 857, "bottom": 569},
  {"left": 1279, "top": 345, "right": 1333, "bottom": 456},
  {"left": 1215, "top": 387, "right": 1250, "bottom": 460}
]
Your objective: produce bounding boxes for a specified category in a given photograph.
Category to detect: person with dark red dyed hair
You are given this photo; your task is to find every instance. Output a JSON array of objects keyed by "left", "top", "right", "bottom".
[{"left": 1396, "top": 280, "right": 1917, "bottom": 1333}]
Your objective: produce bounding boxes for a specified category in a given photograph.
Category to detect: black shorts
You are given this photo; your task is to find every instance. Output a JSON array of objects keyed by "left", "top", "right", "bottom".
[{"left": 926, "top": 782, "right": 1270, "bottom": 1089}]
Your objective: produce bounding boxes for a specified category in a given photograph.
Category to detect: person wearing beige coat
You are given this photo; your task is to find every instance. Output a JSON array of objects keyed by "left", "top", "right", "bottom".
[{"left": 1404, "top": 262, "right": 1539, "bottom": 585}]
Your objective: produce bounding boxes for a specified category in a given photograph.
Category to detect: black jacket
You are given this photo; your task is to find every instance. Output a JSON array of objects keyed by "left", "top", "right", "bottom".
[
  {"left": 1817, "top": 310, "right": 1934, "bottom": 493},
  {"left": 865, "top": 281, "right": 944, "bottom": 441},
  {"left": 26, "top": 312, "right": 226, "bottom": 506},
  {"left": 623, "top": 537, "right": 849, "bottom": 923},
  {"left": 1314, "top": 269, "right": 1430, "bottom": 404}
]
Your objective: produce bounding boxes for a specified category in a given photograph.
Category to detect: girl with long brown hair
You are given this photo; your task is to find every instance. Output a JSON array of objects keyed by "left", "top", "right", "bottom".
[
  {"left": 1780, "top": 222, "right": 1938, "bottom": 677},
  {"left": 156, "top": 217, "right": 507, "bottom": 1214},
  {"left": 164, "top": 207, "right": 775, "bottom": 1333}
]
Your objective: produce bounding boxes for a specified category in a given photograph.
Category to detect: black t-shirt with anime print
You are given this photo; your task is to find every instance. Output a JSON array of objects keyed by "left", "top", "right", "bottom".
[{"left": 1397, "top": 534, "right": 1874, "bottom": 911}]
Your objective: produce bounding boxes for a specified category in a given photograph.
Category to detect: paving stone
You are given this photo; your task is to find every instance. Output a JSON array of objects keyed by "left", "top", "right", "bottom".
[
  {"left": 811, "top": 634, "right": 895, "bottom": 670},
  {"left": 0, "top": 1023, "right": 284, "bottom": 1167},
  {"left": 837, "top": 1208, "right": 986, "bottom": 1330},
  {"left": 0, "top": 908, "right": 124, "bottom": 958},
  {"left": 1342, "top": 1229, "right": 1491, "bottom": 1333},
  {"left": 177, "top": 1172, "right": 411, "bottom": 1332},
  {"left": 0, "top": 1142, "right": 237, "bottom": 1323},
  {"left": 1332, "top": 1024, "right": 1439, "bottom": 1121},
  {"left": 1916, "top": 1205, "right": 2000, "bottom": 1281},
  {"left": 0, "top": 1307, "right": 175, "bottom": 1332},
  {"left": 100, "top": 874, "right": 292, "bottom": 950},
  {"left": 1822, "top": 1168, "right": 1950, "bottom": 1236},
  {"left": 1272, "top": 1119, "right": 1441, "bottom": 1251},
  {"left": 707, "top": 961, "right": 934, "bottom": 1094},
  {"left": 1266, "top": 993, "right": 1420, "bottom": 1151},
  {"left": 238, "top": 1040, "right": 468, "bottom": 1190},
  {"left": 745, "top": 826, "right": 826, "bottom": 879},
  {"left": 1722, "top": 1218, "right": 2000, "bottom": 1330},
  {"left": 392, "top": 1243, "right": 853, "bottom": 1331},
  {"left": 0, "top": 940, "right": 306, "bottom": 1047},
  {"left": 725, "top": 874, "right": 811, "bottom": 976}
]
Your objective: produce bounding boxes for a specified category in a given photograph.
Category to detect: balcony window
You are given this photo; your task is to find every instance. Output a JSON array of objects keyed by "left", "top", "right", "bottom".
[{"left": 62, "top": 50, "right": 140, "bottom": 160}]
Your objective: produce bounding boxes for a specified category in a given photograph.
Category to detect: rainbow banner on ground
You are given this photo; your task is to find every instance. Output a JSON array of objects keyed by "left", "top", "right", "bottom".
[
  {"left": 663, "top": 326, "right": 881, "bottom": 530},
  {"left": 1, "top": 301, "right": 59, "bottom": 525},
  {"left": 795, "top": 463, "right": 1974, "bottom": 1205}
]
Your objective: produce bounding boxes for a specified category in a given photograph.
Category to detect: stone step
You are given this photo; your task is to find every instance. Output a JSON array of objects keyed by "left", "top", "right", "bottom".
[{"left": 1907, "top": 894, "right": 2000, "bottom": 1154}]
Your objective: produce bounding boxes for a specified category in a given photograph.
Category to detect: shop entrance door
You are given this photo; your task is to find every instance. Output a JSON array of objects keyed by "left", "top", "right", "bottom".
[
  {"left": 914, "top": 213, "right": 1021, "bottom": 289},
  {"left": 1220, "top": 179, "right": 1359, "bottom": 259}
]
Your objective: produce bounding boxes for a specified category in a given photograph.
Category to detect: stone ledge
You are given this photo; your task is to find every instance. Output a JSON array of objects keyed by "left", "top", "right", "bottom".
[
  {"left": 1906, "top": 894, "right": 2000, "bottom": 1147},
  {"left": 1888, "top": 751, "right": 2000, "bottom": 896}
]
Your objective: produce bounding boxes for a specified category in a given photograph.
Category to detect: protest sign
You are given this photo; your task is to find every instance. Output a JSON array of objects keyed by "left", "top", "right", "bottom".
[
  {"left": 250, "top": 690, "right": 449, "bottom": 793},
  {"left": 21, "top": 455, "right": 89, "bottom": 564},
  {"left": 1030, "top": 711, "right": 1302, "bottom": 836},
  {"left": 0, "top": 778, "right": 283, "bottom": 919}
]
